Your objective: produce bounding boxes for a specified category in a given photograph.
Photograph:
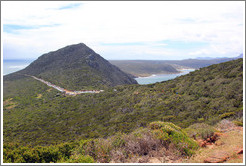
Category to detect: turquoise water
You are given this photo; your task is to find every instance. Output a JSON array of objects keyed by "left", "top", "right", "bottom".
[
  {"left": 135, "top": 69, "right": 195, "bottom": 85},
  {"left": 3, "top": 59, "right": 33, "bottom": 75}
]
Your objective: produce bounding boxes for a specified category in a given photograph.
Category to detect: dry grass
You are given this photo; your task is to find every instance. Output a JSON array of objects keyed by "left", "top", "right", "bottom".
[
  {"left": 110, "top": 131, "right": 165, "bottom": 163},
  {"left": 3, "top": 98, "right": 17, "bottom": 110},
  {"left": 77, "top": 127, "right": 186, "bottom": 163},
  {"left": 108, "top": 128, "right": 190, "bottom": 163},
  {"left": 216, "top": 119, "right": 237, "bottom": 132},
  {"left": 47, "top": 88, "right": 52, "bottom": 92},
  {"left": 36, "top": 94, "right": 42, "bottom": 98}
]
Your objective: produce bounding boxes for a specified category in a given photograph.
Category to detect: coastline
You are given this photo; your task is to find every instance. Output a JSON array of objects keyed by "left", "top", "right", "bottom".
[
  {"left": 135, "top": 68, "right": 196, "bottom": 85},
  {"left": 135, "top": 68, "right": 196, "bottom": 79}
]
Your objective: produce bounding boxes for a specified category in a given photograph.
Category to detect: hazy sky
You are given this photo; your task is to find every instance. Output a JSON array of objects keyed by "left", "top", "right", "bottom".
[{"left": 2, "top": 1, "right": 245, "bottom": 60}]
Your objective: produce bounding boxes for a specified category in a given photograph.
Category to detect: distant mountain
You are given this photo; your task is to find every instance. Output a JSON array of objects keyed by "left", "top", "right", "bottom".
[
  {"left": 110, "top": 54, "right": 243, "bottom": 74},
  {"left": 234, "top": 53, "right": 243, "bottom": 59},
  {"left": 109, "top": 60, "right": 179, "bottom": 77},
  {"left": 195, "top": 57, "right": 228, "bottom": 60},
  {"left": 165, "top": 58, "right": 232, "bottom": 69},
  {"left": 172, "top": 53, "right": 243, "bottom": 69},
  {"left": 196, "top": 54, "right": 243, "bottom": 60},
  {"left": 4, "top": 43, "right": 137, "bottom": 90}
]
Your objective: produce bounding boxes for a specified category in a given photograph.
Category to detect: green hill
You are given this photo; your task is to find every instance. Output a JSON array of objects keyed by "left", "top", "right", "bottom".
[
  {"left": 3, "top": 58, "right": 243, "bottom": 146},
  {"left": 4, "top": 43, "right": 137, "bottom": 90}
]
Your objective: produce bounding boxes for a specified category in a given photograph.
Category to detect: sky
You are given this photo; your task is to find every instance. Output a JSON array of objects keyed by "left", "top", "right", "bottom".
[{"left": 1, "top": 1, "right": 245, "bottom": 60}]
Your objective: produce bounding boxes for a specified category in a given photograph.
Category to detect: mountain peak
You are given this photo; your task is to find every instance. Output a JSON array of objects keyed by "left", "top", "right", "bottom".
[{"left": 11, "top": 43, "right": 137, "bottom": 90}]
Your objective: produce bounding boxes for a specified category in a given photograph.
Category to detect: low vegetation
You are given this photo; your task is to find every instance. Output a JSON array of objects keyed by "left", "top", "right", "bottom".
[
  {"left": 3, "top": 121, "right": 199, "bottom": 163},
  {"left": 5, "top": 120, "right": 241, "bottom": 163},
  {"left": 184, "top": 123, "right": 216, "bottom": 140},
  {"left": 3, "top": 59, "right": 243, "bottom": 146}
]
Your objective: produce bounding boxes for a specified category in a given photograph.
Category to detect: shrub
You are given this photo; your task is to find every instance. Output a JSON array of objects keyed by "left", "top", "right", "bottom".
[
  {"left": 149, "top": 121, "right": 181, "bottom": 131},
  {"left": 3, "top": 142, "right": 77, "bottom": 163},
  {"left": 123, "top": 131, "right": 161, "bottom": 156},
  {"left": 149, "top": 121, "right": 198, "bottom": 156},
  {"left": 219, "top": 112, "right": 235, "bottom": 119},
  {"left": 233, "top": 121, "right": 243, "bottom": 126},
  {"left": 185, "top": 123, "right": 216, "bottom": 140},
  {"left": 64, "top": 155, "right": 94, "bottom": 163},
  {"left": 111, "top": 132, "right": 126, "bottom": 148},
  {"left": 77, "top": 138, "right": 112, "bottom": 163}
]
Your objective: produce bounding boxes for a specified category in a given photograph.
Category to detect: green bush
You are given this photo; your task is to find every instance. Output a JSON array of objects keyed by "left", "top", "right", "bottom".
[
  {"left": 220, "top": 112, "right": 236, "bottom": 119},
  {"left": 3, "top": 142, "right": 76, "bottom": 163},
  {"left": 185, "top": 123, "right": 216, "bottom": 140},
  {"left": 77, "top": 138, "right": 112, "bottom": 163},
  {"left": 149, "top": 121, "right": 198, "bottom": 156},
  {"left": 111, "top": 132, "right": 126, "bottom": 148},
  {"left": 233, "top": 120, "right": 243, "bottom": 126},
  {"left": 63, "top": 155, "right": 94, "bottom": 163}
]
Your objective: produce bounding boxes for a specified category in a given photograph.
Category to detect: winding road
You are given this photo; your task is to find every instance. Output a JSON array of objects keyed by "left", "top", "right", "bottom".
[{"left": 26, "top": 74, "right": 104, "bottom": 95}]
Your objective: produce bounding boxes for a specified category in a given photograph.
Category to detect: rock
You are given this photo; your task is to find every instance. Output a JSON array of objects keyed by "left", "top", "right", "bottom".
[
  {"left": 204, "top": 151, "right": 229, "bottom": 163},
  {"left": 236, "top": 148, "right": 243, "bottom": 154},
  {"left": 197, "top": 139, "right": 206, "bottom": 147}
]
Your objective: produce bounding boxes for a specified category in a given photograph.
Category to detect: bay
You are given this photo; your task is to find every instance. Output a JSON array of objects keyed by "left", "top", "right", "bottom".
[{"left": 135, "top": 69, "right": 195, "bottom": 85}]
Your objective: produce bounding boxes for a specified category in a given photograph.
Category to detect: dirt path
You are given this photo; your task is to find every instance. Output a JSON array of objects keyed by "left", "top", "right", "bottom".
[{"left": 186, "top": 123, "right": 243, "bottom": 163}]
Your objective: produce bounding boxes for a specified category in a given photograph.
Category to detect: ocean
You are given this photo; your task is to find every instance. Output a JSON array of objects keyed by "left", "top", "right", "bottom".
[
  {"left": 3, "top": 59, "right": 33, "bottom": 75},
  {"left": 135, "top": 69, "right": 195, "bottom": 85}
]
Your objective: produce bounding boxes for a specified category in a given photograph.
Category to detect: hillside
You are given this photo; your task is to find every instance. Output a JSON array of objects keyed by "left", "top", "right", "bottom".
[
  {"left": 3, "top": 58, "right": 243, "bottom": 146},
  {"left": 4, "top": 43, "right": 137, "bottom": 90}
]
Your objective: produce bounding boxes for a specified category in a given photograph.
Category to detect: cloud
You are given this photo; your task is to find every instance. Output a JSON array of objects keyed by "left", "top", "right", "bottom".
[
  {"left": 3, "top": 24, "right": 60, "bottom": 34},
  {"left": 57, "top": 3, "right": 82, "bottom": 10},
  {"left": 188, "top": 49, "right": 210, "bottom": 56},
  {"left": 2, "top": 1, "right": 244, "bottom": 60},
  {"left": 100, "top": 42, "right": 146, "bottom": 46}
]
